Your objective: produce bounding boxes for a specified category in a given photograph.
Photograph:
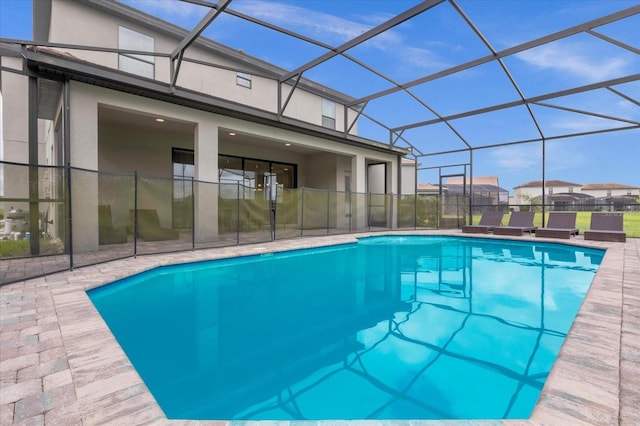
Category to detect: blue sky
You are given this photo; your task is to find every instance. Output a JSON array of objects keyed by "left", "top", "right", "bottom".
[{"left": 1, "top": 0, "right": 639, "bottom": 192}]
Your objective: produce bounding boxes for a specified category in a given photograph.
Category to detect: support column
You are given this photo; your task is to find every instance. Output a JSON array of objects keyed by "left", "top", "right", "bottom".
[
  {"left": 352, "top": 154, "right": 366, "bottom": 193},
  {"left": 28, "top": 76, "right": 40, "bottom": 255},
  {"left": 352, "top": 154, "right": 366, "bottom": 230},
  {"left": 69, "top": 82, "right": 99, "bottom": 252},
  {"left": 194, "top": 121, "right": 218, "bottom": 242}
]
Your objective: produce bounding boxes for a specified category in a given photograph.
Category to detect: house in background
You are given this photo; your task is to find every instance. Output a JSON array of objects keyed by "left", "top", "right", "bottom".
[
  {"left": 445, "top": 176, "right": 509, "bottom": 212},
  {"left": 411, "top": 176, "right": 508, "bottom": 216},
  {"left": 581, "top": 183, "right": 640, "bottom": 211},
  {"left": 1, "top": 0, "right": 408, "bottom": 252},
  {"left": 513, "top": 180, "right": 640, "bottom": 211}
]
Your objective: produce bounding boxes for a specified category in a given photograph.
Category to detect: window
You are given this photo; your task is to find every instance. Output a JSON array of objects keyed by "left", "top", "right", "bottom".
[
  {"left": 218, "top": 155, "right": 296, "bottom": 200},
  {"left": 119, "top": 26, "right": 154, "bottom": 78},
  {"left": 236, "top": 72, "right": 252, "bottom": 88},
  {"left": 568, "top": 187, "right": 573, "bottom": 193},
  {"left": 172, "top": 148, "right": 194, "bottom": 228},
  {"left": 322, "top": 99, "right": 336, "bottom": 129},
  {"left": 607, "top": 189, "right": 612, "bottom": 196},
  {"left": 548, "top": 187, "right": 553, "bottom": 195}
]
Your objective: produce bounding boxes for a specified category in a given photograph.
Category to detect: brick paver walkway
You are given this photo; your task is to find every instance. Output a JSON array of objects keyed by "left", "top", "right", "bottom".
[{"left": 1, "top": 231, "right": 638, "bottom": 425}]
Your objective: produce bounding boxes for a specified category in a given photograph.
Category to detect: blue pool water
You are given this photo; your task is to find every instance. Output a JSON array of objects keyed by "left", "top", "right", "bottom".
[{"left": 88, "top": 236, "right": 604, "bottom": 421}]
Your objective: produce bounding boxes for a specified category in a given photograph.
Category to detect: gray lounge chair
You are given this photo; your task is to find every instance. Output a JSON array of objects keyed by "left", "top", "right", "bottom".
[
  {"left": 130, "top": 209, "right": 179, "bottom": 241},
  {"left": 493, "top": 211, "right": 537, "bottom": 236},
  {"left": 98, "top": 205, "right": 127, "bottom": 245},
  {"left": 461, "top": 211, "right": 504, "bottom": 234},
  {"left": 584, "top": 213, "right": 626, "bottom": 242},
  {"left": 535, "top": 212, "right": 579, "bottom": 239}
]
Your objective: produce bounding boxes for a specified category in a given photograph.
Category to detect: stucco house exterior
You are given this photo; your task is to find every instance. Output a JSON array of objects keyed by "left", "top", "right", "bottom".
[{"left": 1, "top": 0, "right": 409, "bottom": 252}]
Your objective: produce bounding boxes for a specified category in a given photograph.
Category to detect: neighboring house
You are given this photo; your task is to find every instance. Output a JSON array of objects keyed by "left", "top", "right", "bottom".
[
  {"left": 513, "top": 180, "right": 640, "bottom": 211},
  {"left": 445, "top": 176, "right": 509, "bottom": 207},
  {"left": 416, "top": 183, "right": 441, "bottom": 195},
  {"left": 0, "top": 0, "right": 407, "bottom": 252},
  {"left": 581, "top": 183, "right": 640, "bottom": 211},
  {"left": 399, "top": 158, "right": 420, "bottom": 195},
  {"left": 581, "top": 183, "right": 640, "bottom": 198},
  {"left": 513, "top": 180, "right": 583, "bottom": 204}
]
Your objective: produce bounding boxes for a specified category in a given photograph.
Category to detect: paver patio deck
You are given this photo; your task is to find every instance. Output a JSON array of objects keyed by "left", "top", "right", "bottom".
[{"left": 1, "top": 230, "right": 638, "bottom": 425}]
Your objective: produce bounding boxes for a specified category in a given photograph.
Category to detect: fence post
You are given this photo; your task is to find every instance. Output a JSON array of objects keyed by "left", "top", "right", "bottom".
[
  {"left": 368, "top": 192, "right": 371, "bottom": 231},
  {"left": 326, "top": 190, "right": 330, "bottom": 235},
  {"left": 66, "top": 163, "right": 74, "bottom": 269},
  {"left": 348, "top": 191, "right": 352, "bottom": 233},
  {"left": 271, "top": 185, "right": 277, "bottom": 241},
  {"left": 191, "top": 177, "right": 195, "bottom": 251},
  {"left": 389, "top": 194, "right": 394, "bottom": 230},
  {"left": 236, "top": 182, "right": 240, "bottom": 245},
  {"left": 300, "top": 188, "right": 305, "bottom": 237},
  {"left": 133, "top": 171, "right": 138, "bottom": 257}
]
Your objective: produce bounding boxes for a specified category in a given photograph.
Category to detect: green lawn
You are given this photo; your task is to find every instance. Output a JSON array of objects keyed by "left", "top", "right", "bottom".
[
  {"left": 495, "top": 211, "right": 640, "bottom": 239},
  {"left": 0, "top": 239, "right": 64, "bottom": 258}
]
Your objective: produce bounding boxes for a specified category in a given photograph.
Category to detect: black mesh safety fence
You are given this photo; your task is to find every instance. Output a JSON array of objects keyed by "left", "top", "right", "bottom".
[{"left": 1, "top": 162, "right": 477, "bottom": 285}]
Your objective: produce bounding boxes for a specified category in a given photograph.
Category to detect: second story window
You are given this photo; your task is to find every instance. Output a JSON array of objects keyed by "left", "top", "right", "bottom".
[
  {"left": 118, "top": 26, "right": 154, "bottom": 79},
  {"left": 548, "top": 187, "right": 553, "bottom": 195},
  {"left": 322, "top": 99, "right": 336, "bottom": 129},
  {"left": 568, "top": 187, "right": 573, "bottom": 193},
  {"left": 236, "top": 72, "right": 252, "bottom": 88}
]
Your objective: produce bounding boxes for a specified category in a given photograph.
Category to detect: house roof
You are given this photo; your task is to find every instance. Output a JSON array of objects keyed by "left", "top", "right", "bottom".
[
  {"left": 401, "top": 158, "right": 421, "bottom": 166},
  {"left": 514, "top": 180, "right": 582, "bottom": 189},
  {"left": 581, "top": 183, "right": 640, "bottom": 190},
  {"left": 417, "top": 183, "right": 441, "bottom": 191},
  {"left": 446, "top": 176, "right": 498, "bottom": 186},
  {"left": 447, "top": 184, "right": 508, "bottom": 194}
]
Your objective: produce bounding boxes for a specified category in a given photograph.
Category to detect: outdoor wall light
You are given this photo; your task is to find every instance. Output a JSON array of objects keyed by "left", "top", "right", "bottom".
[
  {"left": 285, "top": 143, "right": 291, "bottom": 147},
  {"left": 228, "top": 132, "right": 236, "bottom": 136},
  {"left": 155, "top": 118, "right": 165, "bottom": 122}
]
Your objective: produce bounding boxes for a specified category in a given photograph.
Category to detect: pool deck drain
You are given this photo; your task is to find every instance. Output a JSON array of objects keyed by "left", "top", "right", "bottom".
[{"left": 1, "top": 231, "right": 638, "bottom": 425}]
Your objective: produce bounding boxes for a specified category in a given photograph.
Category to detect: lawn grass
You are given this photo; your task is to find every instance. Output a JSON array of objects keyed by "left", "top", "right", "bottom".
[{"left": 0, "top": 239, "right": 64, "bottom": 258}]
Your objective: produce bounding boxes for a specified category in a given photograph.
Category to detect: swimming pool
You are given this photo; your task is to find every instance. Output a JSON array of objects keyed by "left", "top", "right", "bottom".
[{"left": 88, "top": 235, "right": 604, "bottom": 420}]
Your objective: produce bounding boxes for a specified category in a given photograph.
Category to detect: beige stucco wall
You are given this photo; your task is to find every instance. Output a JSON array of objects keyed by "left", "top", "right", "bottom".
[
  {"left": 47, "top": 0, "right": 358, "bottom": 132},
  {"left": 98, "top": 122, "right": 194, "bottom": 176},
  {"left": 401, "top": 164, "right": 417, "bottom": 195},
  {"left": 584, "top": 188, "right": 638, "bottom": 197},
  {"left": 1, "top": 58, "right": 29, "bottom": 165}
]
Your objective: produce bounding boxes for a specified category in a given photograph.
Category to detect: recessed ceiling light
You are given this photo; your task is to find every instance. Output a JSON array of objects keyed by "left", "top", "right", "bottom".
[
  {"left": 229, "top": 132, "right": 236, "bottom": 136},
  {"left": 155, "top": 118, "right": 165, "bottom": 123}
]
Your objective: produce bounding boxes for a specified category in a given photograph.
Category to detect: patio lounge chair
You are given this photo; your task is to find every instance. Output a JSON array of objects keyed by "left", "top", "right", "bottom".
[
  {"left": 461, "top": 211, "right": 504, "bottom": 234},
  {"left": 584, "top": 212, "right": 626, "bottom": 242},
  {"left": 535, "top": 212, "right": 579, "bottom": 239},
  {"left": 493, "top": 211, "right": 537, "bottom": 236},
  {"left": 130, "top": 209, "right": 179, "bottom": 241},
  {"left": 98, "top": 205, "right": 127, "bottom": 245}
]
